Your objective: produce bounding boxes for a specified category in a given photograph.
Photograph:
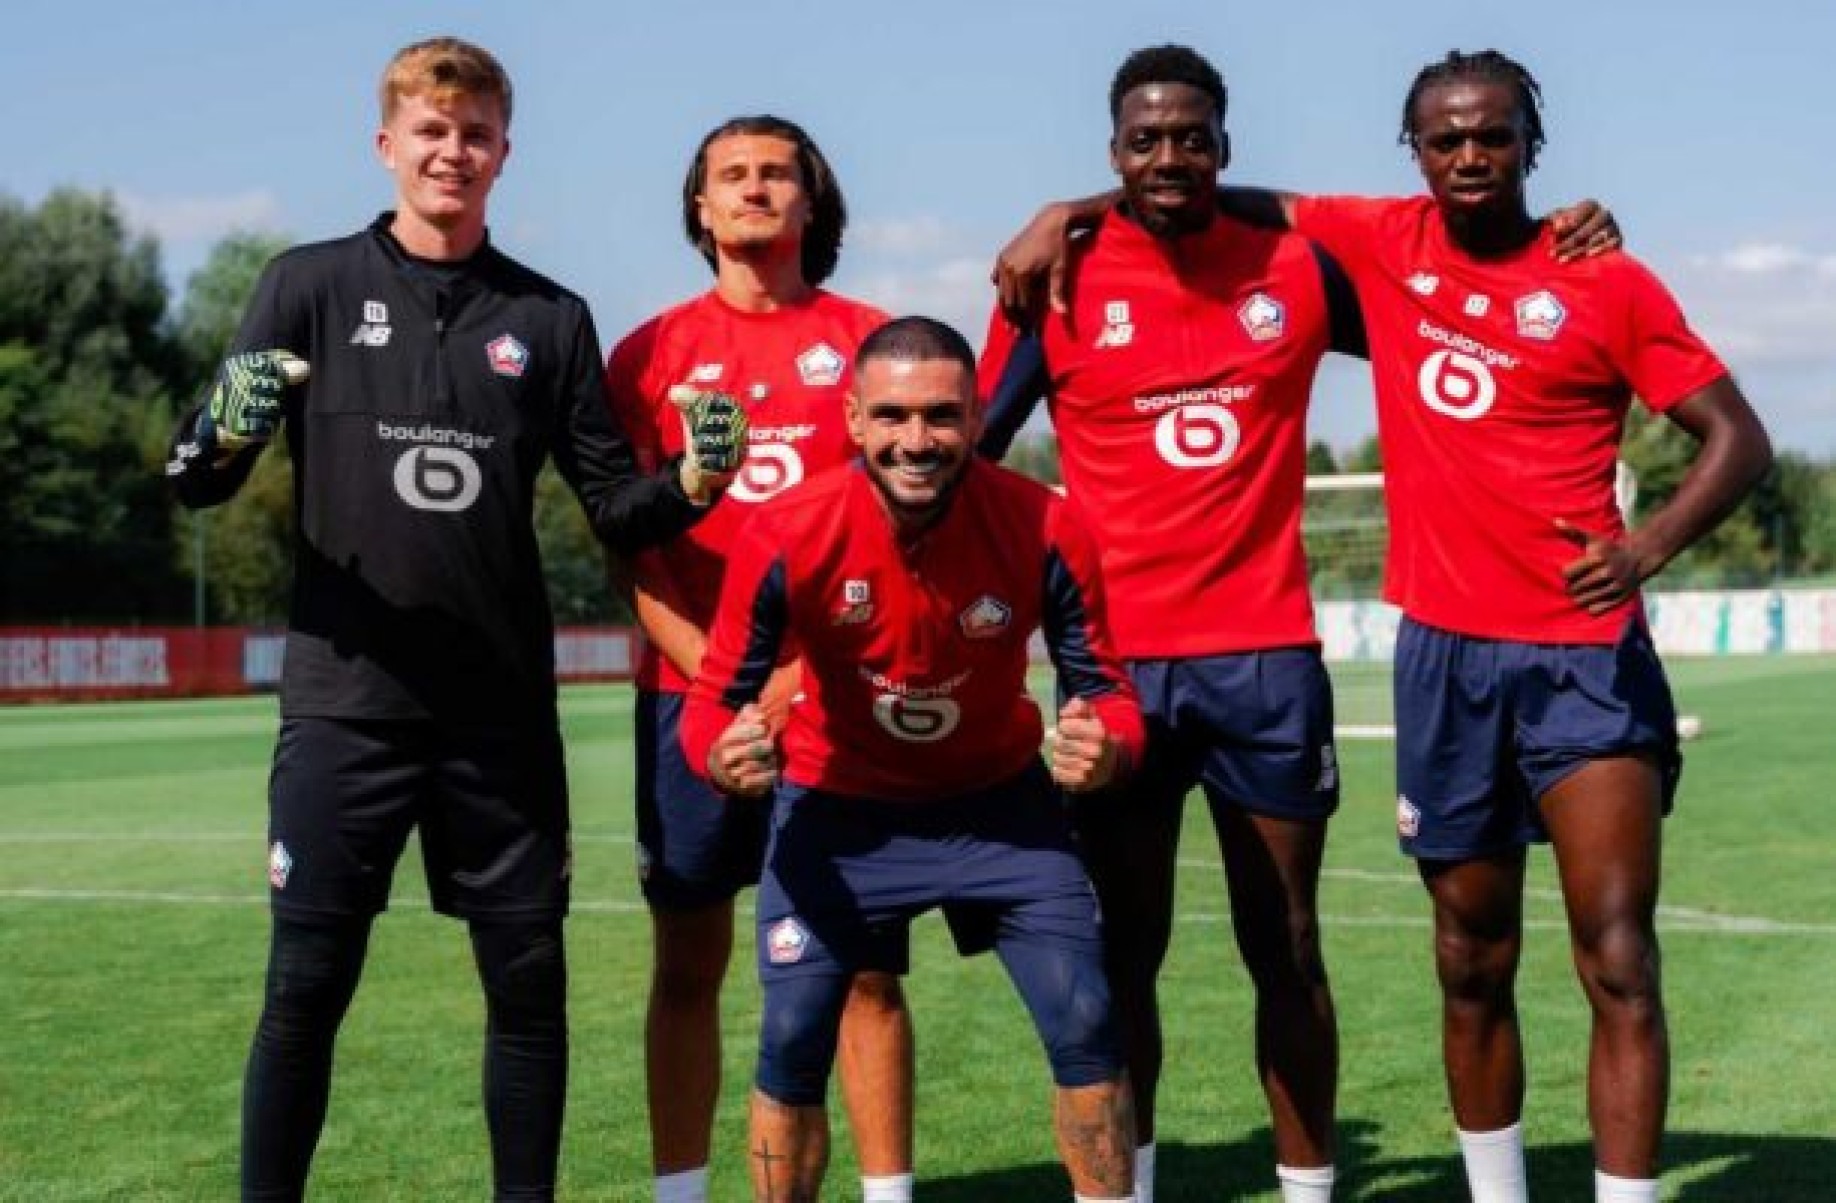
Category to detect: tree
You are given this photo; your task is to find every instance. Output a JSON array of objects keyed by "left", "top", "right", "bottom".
[
  {"left": 169, "top": 232, "right": 293, "bottom": 623},
  {"left": 0, "top": 190, "right": 184, "bottom": 620}
]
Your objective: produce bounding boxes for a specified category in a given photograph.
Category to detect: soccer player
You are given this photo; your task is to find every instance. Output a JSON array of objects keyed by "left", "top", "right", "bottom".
[
  {"left": 681, "top": 316, "right": 1145, "bottom": 1203},
  {"left": 603, "top": 115, "right": 916, "bottom": 1203},
  {"left": 165, "top": 39, "right": 742, "bottom": 1202},
  {"left": 977, "top": 46, "right": 1367, "bottom": 1203},
  {"left": 1233, "top": 52, "right": 1770, "bottom": 1203},
  {"left": 1003, "top": 47, "right": 1772, "bottom": 1203}
]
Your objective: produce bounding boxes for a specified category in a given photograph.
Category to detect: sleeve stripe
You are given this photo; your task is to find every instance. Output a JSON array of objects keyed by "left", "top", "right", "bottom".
[
  {"left": 1041, "top": 545, "right": 1118, "bottom": 699},
  {"left": 721, "top": 554, "right": 788, "bottom": 709}
]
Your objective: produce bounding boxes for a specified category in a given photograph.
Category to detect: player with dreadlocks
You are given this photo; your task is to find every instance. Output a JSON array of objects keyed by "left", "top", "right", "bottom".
[{"left": 992, "top": 45, "right": 1772, "bottom": 1203}]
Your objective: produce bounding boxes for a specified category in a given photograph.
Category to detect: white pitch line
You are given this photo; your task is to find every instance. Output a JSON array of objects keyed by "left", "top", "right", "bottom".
[{"left": 3, "top": 888, "right": 1830, "bottom": 934}]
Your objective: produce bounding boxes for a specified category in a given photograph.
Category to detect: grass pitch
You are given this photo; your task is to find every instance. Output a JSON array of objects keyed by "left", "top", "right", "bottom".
[{"left": 2, "top": 658, "right": 1834, "bottom": 1200}]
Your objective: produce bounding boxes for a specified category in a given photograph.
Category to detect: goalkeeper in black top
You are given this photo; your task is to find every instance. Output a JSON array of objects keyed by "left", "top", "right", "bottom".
[{"left": 165, "top": 38, "right": 747, "bottom": 1203}]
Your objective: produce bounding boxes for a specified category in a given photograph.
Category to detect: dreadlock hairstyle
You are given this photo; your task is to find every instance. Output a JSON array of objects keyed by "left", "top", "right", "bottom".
[
  {"left": 1108, "top": 44, "right": 1227, "bottom": 125},
  {"left": 1399, "top": 49, "right": 1546, "bottom": 172},
  {"left": 682, "top": 114, "right": 848, "bottom": 286}
]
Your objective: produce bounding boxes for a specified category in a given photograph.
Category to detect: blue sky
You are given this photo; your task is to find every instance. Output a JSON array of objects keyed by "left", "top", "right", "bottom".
[{"left": 9, "top": 0, "right": 1833, "bottom": 454}]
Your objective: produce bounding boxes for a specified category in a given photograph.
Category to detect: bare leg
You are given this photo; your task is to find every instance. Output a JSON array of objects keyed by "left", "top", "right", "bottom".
[
  {"left": 1540, "top": 755, "right": 1668, "bottom": 1178},
  {"left": 749, "top": 1089, "right": 830, "bottom": 1203},
  {"left": 646, "top": 901, "right": 734, "bottom": 1174},
  {"left": 1420, "top": 851, "right": 1528, "bottom": 1132},
  {"left": 1054, "top": 1079, "right": 1136, "bottom": 1199},
  {"left": 835, "top": 971, "right": 914, "bottom": 1177},
  {"left": 1214, "top": 807, "right": 1338, "bottom": 1168}
]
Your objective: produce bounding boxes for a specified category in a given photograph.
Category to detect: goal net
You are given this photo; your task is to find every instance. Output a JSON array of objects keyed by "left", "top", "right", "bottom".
[{"left": 1302, "top": 463, "right": 1698, "bottom": 741}]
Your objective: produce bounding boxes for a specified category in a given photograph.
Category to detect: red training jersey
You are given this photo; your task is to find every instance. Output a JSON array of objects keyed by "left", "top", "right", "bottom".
[
  {"left": 979, "top": 210, "right": 1337, "bottom": 658},
  {"left": 682, "top": 461, "right": 1145, "bottom": 801},
  {"left": 605, "top": 290, "right": 887, "bottom": 689},
  {"left": 1292, "top": 195, "right": 1729, "bottom": 643}
]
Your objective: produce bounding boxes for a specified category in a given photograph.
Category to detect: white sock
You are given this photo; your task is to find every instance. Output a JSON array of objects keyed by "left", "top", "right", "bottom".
[
  {"left": 1277, "top": 1162, "right": 1336, "bottom": 1202},
  {"left": 1133, "top": 1141, "right": 1156, "bottom": 1203},
  {"left": 654, "top": 1166, "right": 708, "bottom": 1203},
  {"left": 863, "top": 1171, "right": 915, "bottom": 1202},
  {"left": 1595, "top": 1169, "right": 1659, "bottom": 1202},
  {"left": 1075, "top": 1195, "right": 1134, "bottom": 1203},
  {"left": 1457, "top": 1123, "right": 1529, "bottom": 1203}
]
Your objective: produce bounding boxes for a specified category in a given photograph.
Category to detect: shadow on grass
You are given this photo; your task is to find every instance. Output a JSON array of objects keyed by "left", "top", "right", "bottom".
[{"left": 920, "top": 1120, "right": 1836, "bottom": 1200}]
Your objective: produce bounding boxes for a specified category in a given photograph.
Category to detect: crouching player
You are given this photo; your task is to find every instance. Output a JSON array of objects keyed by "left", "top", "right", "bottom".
[{"left": 681, "top": 316, "right": 1144, "bottom": 1203}]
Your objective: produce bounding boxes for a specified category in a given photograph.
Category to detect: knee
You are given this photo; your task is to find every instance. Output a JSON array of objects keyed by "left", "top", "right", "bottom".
[
  {"left": 1039, "top": 962, "right": 1123, "bottom": 1088},
  {"left": 757, "top": 975, "right": 846, "bottom": 1107},
  {"left": 1433, "top": 925, "right": 1520, "bottom": 1005},
  {"left": 474, "top": 922, "right": 567, "bottom": 1033},
  {"left": 255, "top": 918, "right": 369, "bottom": 1052},
  {"left": 1574, "top": 921, "right": 1663, "bottom": 1013},
  {"left": 1240, "top": 905, "right": 1327, "bottom": 992}
]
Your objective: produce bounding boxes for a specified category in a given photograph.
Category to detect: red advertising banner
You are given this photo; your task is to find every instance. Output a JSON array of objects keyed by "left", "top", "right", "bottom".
[{"left": 1, "top": 626, "right": 636, "bottom": 702}]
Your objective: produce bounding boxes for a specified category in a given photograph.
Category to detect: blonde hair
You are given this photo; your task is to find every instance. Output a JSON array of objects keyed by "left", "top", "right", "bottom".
[{"left": 379, "top": 37, "right": 513, "bottom": 126}]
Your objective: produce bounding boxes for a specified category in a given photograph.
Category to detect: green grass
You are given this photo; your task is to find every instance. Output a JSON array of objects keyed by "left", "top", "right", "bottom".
[{"left": 2, "top": 660, "right": 1834, "bottom": 1200}]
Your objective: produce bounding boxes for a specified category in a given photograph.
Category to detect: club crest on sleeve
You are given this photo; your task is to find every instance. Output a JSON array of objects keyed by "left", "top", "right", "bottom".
[
  {"left": 1514, "top": 291, "right": 1566, "bottom": 341},
  {"left": 1237, "top": 292, "right": 1286, "bottom": 342},
  {"left": 795, "top": 342, "right": 846, "bottom": 387},
  {"left": 1396, "top": 795, "right": 1421, "bottom": 839},
  {"left": 268, "top": 840, "right": 293, "bottom": 890},
  {"left": 486, "top": 333, "right": 530, "bottom": 378},
  {"left": 959, "top": 594, "right": 1013, "bottom": 639},
  {"left": 767, "top": 917, "right": 809, "bottom": 965},
  {"left": 833, "top": 578, "right": 873, "bottom": 626}
]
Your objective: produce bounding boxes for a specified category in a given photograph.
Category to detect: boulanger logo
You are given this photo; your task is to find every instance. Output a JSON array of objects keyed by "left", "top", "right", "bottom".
[
  {"left": 872, "top": 693, "right": 962, "bottom": 743},
  {"left": 729, "top": 443, "right": 805, "bottom": 503},
  {"left": 1153, "top": 403, "right": 1240, "bottom": 468},
  {"left": 1416, "top": 349, "right": 1498, "bottom": 421},
  {"left": 862, "top": 666, "right": 969, "bottom": 743},
  {"left": 377, "top": 422, "right": 493, "bottom": 511}
]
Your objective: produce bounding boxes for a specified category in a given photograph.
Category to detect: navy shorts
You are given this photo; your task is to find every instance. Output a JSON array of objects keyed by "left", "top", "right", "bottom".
[
  {"left": 634, "top": 689, "right": 769, "bottom": 910},
  {"left": 1077, "top": 648, "right": 1339, "bottom": 837},
  {"left": 266, "top": 716, "right": 570, "bottom": 921},
  {"left": 1393, "top": 616, "right": 1682, "bottom": 860},
  {"left": 754, "top": 764, "right": 1105, "bottom": 983}
]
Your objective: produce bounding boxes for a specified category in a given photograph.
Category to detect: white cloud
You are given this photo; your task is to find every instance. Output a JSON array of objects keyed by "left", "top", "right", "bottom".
[
  {"left": 1664, "top": 240, "right": 1836, "bottom": 454},
  {"left": 117, "top": 190, "right": 285, "bottom": 245}
]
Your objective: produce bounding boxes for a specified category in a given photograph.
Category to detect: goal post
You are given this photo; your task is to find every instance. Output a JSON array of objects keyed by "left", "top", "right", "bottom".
[{"left": 1302, "top": 463, "right": 1702, "bottom": 742}]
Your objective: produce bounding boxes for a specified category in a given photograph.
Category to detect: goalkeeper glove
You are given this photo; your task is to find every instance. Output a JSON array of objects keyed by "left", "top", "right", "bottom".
[
  {"left": 670, "top": 385, "right": 749, "bottom": 503},
  {"left": 203, "top": 350, "right": 309, "bottom": 452}
]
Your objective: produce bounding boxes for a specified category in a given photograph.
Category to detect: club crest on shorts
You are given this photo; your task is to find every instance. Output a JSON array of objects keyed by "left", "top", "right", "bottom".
[
  {"left": 767, "top": 917, "right": 809, "bottom": 965},
  {"left": 486, "top": 333, "right": 530, "bottom": 378},
  {"left": 1514, "top": 291, "right": 1566, "bottom": 341},
  {"left": 1237, "top": 291, "right": 1286, "bottom": 342},
  {"left": 795, "top": 342, "right": 845, "bottom": 387},
  {"left": 958, "top": 594, "right": 1012, "bottom": 639},
  {"left": 1396, "top": 795, "right": 1421, "bottom": 839},
  {"left": 268, "top": 840, "right": 293, "bottom": 890}
]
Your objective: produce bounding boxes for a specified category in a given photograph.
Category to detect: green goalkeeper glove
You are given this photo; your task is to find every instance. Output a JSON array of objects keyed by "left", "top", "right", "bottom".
[
  {"left": 670, "top": 385, "right": 749, "bottom": 502},
  {"left": 204, "top": 350, "right": 310, "bottom": 451}
]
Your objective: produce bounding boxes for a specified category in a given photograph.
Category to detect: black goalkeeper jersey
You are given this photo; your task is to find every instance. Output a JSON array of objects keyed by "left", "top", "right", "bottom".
[{"left": 169, "top": 214, "right": 701, "bottom": 724}]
